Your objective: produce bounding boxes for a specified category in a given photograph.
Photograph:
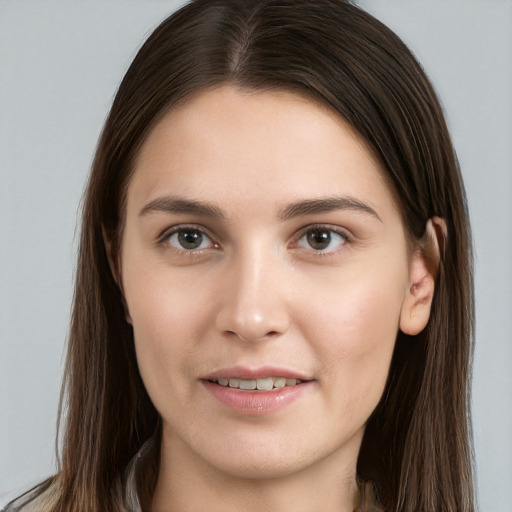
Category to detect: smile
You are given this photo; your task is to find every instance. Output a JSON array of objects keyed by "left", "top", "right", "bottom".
[
  {"left": 203, "top": 375, "right": 312, "bottom": 415},
  {"left": 210, "top": 377, "right": 303, "bottom": 391}
]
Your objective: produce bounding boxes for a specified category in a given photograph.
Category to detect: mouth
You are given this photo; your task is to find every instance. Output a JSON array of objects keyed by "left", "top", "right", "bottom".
[
  {"left": 208, "top": 377, "right": 304, "bottom": 391},
  {"left": 203, "top": 372, "right": 313, "bottom": 415}
]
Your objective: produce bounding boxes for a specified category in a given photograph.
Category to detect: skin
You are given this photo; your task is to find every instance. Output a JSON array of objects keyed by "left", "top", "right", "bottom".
[{"left": 118, "top": 86, "right": 436, "bottom": 512}]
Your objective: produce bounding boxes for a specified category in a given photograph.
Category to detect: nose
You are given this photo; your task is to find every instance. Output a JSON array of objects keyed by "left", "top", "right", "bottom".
[{"left": 214, "top": 248, "right": 290, "bottom": 342}]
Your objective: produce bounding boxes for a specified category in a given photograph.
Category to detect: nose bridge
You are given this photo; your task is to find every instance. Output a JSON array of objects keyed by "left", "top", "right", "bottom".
[{"left": 215, "top": 242, "right": 289, "bottom": 342}]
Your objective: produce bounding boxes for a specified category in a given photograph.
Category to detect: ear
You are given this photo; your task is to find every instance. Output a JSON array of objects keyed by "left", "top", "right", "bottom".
[
  {"left": 399, "top": 218, "right": 445, "bottom": 335},
  {"left": 102, "top": 226, "right": 121, "bottom": 285},
  {"left": 102, "top": 227, "right": 132, "bottom": 324}
]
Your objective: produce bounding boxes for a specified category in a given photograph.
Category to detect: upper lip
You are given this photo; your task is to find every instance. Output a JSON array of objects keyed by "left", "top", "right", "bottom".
[{"left": 204, "top": 366, "right": 312, "bottom": 381}]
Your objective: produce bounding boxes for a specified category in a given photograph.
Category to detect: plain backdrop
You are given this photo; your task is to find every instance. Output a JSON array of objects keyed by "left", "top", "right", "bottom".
[{"left": 1, "top": 1, "right": 511, "bottom": 510}]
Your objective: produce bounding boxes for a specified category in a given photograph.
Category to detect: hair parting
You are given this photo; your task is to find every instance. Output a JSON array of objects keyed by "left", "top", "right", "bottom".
[{"left": 6, "top": 2, "right": 474, "bottom": 511}]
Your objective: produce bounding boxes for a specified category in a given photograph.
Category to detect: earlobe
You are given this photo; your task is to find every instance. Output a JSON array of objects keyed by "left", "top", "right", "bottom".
[
  {"left": 399, "top": 218, "right": 445, "bottom": 336},
  {"left": 399, "top": 253, "right": 435, "bottom": 335}
]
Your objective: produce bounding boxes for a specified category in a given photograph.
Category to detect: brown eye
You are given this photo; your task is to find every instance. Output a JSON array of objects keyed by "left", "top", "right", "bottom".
[
  {"left": 178, "top": 230, "right": 203, "bottom": 249},
  {"left": 298, "top": 228, "right": 347, "bottom": 252},
  {"left": 307, "top": 230, "right": 331, "bottom": 250},
  {"left": 167, "top": 228, "right": 213, "bottom": 251}
]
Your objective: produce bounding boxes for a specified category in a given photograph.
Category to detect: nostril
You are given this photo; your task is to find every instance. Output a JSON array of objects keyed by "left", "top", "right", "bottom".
[{"left": 225, "top": 328, "right": 284, "bottom": 343}]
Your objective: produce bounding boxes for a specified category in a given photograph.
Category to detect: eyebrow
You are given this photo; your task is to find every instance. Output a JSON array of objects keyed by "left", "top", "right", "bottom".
[
  {"left": 139, "top": 196, "right": 226, "bottom": 219},
  {"left": 139, "top": 194, "right": 381, "bottom": 222},
  {"left": 279, "top": 196, "right": 382, "bottom": 222}
]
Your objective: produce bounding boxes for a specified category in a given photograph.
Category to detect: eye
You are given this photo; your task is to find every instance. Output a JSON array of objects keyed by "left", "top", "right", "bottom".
[
  {"left": 297, "top": 227, "right": 347, "bottom": 252},
  {"left": 165, "top": 227, "right": 215, "bottom": 251}
]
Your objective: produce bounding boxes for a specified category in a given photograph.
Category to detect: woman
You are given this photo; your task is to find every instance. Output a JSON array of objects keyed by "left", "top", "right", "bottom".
[{"left": 4, "top": 0, "right": 475, "bottom": 511}]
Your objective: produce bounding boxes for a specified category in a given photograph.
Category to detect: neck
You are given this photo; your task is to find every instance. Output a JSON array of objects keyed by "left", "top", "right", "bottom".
[{"left": 151, "top": 431, "right": 362, "bottom": 512}]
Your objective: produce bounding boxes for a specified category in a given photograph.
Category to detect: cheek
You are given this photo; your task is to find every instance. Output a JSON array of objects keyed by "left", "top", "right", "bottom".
[
  {"left": 298, "top": 269, "right": 405, "bottom": 415},
  {"left": 124, "top": 243, "right": 215, "bottom": 341},
  {"left": 122, "top": 255, "right": 215, "bottom": 404}
]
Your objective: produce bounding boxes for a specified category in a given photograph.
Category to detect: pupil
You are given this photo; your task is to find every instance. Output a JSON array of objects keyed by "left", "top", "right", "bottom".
[
  {"left": 307, "top": 230, "right": 331, "bottom": 250},
  {"left": 178, "top": 230, "right": 202, "bottom": 249}
]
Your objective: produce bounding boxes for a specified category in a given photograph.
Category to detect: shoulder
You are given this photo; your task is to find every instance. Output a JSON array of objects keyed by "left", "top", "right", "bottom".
[{"left": 1, "top": 479, "right": 57, "bottom": 512}]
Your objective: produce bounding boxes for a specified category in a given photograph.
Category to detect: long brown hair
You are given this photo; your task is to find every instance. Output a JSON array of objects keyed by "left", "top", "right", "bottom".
[{"left": 9, "top": 1, "right": 474, "bottom": 511}]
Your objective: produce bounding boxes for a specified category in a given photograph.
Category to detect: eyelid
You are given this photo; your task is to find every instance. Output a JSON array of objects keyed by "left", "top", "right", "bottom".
[
  {"left": 291, "top": 224, "right": 351, "bottom": 254},
  {"left": 158, "top": 223, "right": 219, "bottom": 251},
  {"left": 156, "top": 223, "right": 351, "bottom": 255}
]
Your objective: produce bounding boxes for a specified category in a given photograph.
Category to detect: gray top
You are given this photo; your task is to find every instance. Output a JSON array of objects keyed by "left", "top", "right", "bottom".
[{"left": 1, "top": 439, "right": 154, "bottom": 512}]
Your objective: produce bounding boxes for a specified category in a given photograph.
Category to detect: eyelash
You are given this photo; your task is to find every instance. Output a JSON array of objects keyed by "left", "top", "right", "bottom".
[
  {"left": 157, "top": 224, "right": 351, "bottom": 256},
  {"left": 158, "top": 224, "right": 219, "bottom": 255},
  {"left": 292, "top": 224, "right": 350, "bottom": 255}
]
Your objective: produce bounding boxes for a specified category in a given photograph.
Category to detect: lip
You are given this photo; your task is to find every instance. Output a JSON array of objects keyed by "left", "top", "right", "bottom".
[
  {"left": 204, "top": 365, "right": 311, "bottom": 381},
  {"left": 202, "top": 366, "right": 314, "bottom": 416}
]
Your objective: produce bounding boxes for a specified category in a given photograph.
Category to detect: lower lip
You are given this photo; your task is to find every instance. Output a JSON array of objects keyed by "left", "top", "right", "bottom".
[{"left": 203, "top": 380, "right": 312, "bottom": 415}]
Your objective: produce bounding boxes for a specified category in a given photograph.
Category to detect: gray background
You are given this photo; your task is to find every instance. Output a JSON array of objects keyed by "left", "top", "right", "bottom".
[{"left": 1, "top": 1, "right": 510, "bottom": 510}]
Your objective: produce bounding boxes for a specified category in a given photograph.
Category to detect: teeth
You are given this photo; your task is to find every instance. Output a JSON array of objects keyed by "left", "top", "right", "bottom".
[
  {"left": 274, "top": 377, "right": 286, "bottom": 388},
  {"left": 256, "top": 377, "right": 273, "bottom": 391},
  {"left": 239, "top": 379, "right": 257, "bottom": 390},
  {"left": 213, "top": 377, "right": 303, "bottom": 390}
]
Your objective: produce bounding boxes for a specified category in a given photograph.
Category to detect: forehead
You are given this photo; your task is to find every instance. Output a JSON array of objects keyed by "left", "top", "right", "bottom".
[{"left": 128, "top": 85, "right": 398, "bottom": 220}]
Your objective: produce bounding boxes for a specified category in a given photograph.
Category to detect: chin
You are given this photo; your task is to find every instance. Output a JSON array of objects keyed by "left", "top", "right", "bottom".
[
  {"left": 208, "top": 452, "right": 310, "bottom": 481},
  {"left": 195, "top": 429, "right": 349, "bottom": 482}
]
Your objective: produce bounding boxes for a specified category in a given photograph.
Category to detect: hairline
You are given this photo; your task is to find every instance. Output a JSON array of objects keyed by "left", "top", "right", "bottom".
[{"left": 113, "top": 81, "right": 415, "bottom": 255}]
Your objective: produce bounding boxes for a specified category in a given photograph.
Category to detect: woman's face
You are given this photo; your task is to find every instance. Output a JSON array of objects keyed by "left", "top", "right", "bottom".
[{"left": 120, "top": 86, "right": 433, "bottom": 480}]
